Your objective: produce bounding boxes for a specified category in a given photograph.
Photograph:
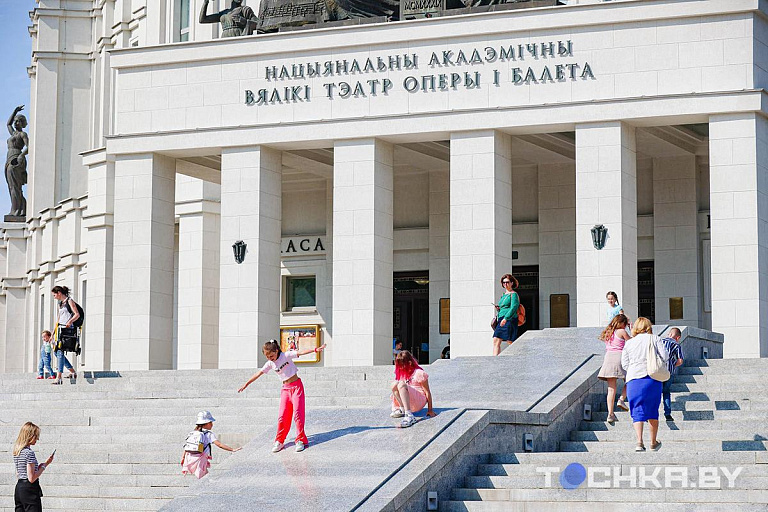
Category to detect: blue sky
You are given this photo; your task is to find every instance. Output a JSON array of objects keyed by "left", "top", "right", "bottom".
[{"left": 0, "top": 1, "right": 38, "bottom": 217}]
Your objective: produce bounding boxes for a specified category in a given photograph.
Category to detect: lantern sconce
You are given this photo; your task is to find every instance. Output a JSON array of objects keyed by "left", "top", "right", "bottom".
[
  {"left": 591, "top": 224, "right": 607, "bottom": 250},
  {"left": 232, "top": 240, "right": 247, "bottom": 264}
]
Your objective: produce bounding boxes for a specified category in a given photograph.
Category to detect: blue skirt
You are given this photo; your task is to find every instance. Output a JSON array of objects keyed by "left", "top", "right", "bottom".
[
  {"left": 493, "top": 318, "right": 518, "bottom": 342},
  {"left": 626, "top": 375, "right": 662, "bottom": 422}
]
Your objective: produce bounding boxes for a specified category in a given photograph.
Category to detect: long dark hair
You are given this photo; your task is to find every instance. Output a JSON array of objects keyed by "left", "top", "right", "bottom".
[
  {"left": 395, "top": 350, "right": 421, "bottom": 380},
  {"left": 51, "top": 285, "right": 70, "bottom": 297}
]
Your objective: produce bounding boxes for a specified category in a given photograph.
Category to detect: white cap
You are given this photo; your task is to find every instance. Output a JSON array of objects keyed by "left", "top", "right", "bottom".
[{"left": 195, "top": 411, "right": 216, "bottom": 425}]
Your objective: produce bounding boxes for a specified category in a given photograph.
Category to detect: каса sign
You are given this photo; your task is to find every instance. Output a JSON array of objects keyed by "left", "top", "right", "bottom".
[
  {"left": 281, "top": 236, "right": 326, "bottom": 257},
  {"left": 245, "top": 40, "right": 593, "bottom": 105}
]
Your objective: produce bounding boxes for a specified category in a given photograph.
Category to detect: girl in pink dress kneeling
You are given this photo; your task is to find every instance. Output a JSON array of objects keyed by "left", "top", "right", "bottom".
[
  {"left": 390, "top": 350, "right": 436, "bottom": 428},
  {"left": 181, "top": 411, "right": 241, "bottom": 479}
]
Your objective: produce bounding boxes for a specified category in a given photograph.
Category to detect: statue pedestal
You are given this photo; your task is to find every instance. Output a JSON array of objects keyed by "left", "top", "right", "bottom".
[{"left": 3, "top": 215, "right": 25, "bottom": 223}]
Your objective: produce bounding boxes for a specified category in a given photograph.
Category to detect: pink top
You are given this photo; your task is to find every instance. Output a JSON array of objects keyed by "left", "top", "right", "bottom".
[
  {"left": 261, "top": 351, "right": 299, "bottom": 382},
  {"left": 605, "top": 332, "right": 626, "bottom": 352}
]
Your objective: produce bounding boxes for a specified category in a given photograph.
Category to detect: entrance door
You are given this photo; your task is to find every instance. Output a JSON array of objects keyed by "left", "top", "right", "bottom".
[
  {"left": 393, "top": 272, "right": 430, "bottom": 364},
  {"left": 511, "top": 265, "right": 539, "bottom": 337},
  {"left": 638, "top": 261, "right": 655, "bottom": 323}
]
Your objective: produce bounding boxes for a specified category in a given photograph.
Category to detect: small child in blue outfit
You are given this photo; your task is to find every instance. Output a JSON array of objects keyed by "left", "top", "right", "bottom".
[{"left": 37, "top": 330, "right": 56, "bottom": 379}]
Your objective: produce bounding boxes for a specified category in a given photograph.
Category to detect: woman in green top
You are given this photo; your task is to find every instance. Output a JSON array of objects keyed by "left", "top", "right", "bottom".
[{"left": 493, "top": 274, "right": 520, "bottom": 355}]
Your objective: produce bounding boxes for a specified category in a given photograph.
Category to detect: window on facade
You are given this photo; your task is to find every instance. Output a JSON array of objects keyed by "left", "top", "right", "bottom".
[
  {"left": 179, "top": 0, "right": 191, "bottom": 42},
  {"left": 286, "top": 276, "right": 316, "bottom": 310}
]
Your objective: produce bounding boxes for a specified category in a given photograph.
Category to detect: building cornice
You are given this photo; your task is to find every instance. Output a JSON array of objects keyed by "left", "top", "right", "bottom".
[
  {"left": 105, "top": 89, "right": 766, "bottom": 155},
  {"left": 110, "top": 0, "right": 761, "bottom": 69}
]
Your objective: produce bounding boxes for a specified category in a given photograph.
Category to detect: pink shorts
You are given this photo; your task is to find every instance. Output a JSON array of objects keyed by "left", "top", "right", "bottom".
[{"left": 391, "top": 383, "right": 427, "bottom": 413}]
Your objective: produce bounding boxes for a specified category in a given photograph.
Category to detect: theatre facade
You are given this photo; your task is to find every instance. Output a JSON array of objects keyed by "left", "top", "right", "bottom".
[{"left": 2, "top": 0, "right": 767, "bottom": 373}]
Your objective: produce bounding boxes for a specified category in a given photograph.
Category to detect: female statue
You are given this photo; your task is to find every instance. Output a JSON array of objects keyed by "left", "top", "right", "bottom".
[
  {"left": 5, "top": 105, "right": 28, "bottom": 218},
  {"left": 199, "top": 0, "right": 258, "bottom": 37}
]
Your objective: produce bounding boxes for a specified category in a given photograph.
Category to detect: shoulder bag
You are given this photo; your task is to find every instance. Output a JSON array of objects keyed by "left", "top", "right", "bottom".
[{"left": 647, "top": 334, "right": 670, "bottom": 382}]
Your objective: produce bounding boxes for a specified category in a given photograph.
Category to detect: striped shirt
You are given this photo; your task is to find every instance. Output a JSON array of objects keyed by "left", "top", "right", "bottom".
[
  {"left": 13, "top": 447, "right": 39, "bottom": 480},
  {"left": 662, "top": 338, "right": 683, "bottom": 375}
]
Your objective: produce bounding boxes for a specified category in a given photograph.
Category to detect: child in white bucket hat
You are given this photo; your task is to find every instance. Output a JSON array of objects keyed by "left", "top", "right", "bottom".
[{"left": 181, "top": 411, "right": 241, "bottom": 478}]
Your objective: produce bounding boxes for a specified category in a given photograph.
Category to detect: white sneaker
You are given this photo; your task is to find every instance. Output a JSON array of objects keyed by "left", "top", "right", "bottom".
[
  {"left": 400, "top": 415, "right": 417, "bottom": 428},
  {"left": 272, "top": 441, "right": 284, "bottom": 453},
  {"left": 295, "top": 441, "right": 306, "bottom": 452},
  {"left": 390, "top": 408, "right": 405, "bottom": 418}
]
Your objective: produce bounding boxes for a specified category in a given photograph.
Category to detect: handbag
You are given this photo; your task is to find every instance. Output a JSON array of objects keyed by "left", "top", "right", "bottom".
[
  {"left": 646, "top": 334, "right": 670, "bottom": 382},
  {"left": 491, "top": 316, "right": 498, "bottom": 330},
  {"left": 59, "top": 326, "right": 80, "bottom": 354}
]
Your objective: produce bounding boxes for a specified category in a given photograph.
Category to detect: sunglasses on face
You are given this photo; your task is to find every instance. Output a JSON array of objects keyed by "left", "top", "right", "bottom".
[{"left": 502, "top": 281, "right": 511, "bottom": 284}]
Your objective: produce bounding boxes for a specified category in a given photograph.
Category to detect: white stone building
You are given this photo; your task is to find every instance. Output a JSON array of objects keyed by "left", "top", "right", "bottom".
[{"left": 2, "top": 0, "right": 766, "bottom": 373}]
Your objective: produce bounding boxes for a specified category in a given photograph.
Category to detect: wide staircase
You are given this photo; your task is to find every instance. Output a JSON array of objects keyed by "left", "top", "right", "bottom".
[
  {"left": 442, "top": 358, "right": 768, "bottom": 511},
  {"left": 0, "top": 366, "right": 394, "bottom": 511}
]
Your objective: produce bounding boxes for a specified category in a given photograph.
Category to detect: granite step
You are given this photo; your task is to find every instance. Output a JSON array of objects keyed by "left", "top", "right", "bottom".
[
  {"left": 570, "top": 429, "right": 768, "bottom": 442},
  {"left": 590, "top": 410, "right": 768, "bottom": 421},
  {"left": 464, "top": 474, "right": 768, "bottom": 490},
  {"left": 559, "top": 439, "right": 768, "bottom": 452},
  {"left": 579, "top": 418, "right": 766, "bottom": 431},
  {"left": 450, "top": 488, "right": 768, "bottom": 503},
  {"left": 488, "top": 451, "right": 768, "bottom": 465},
  {"left": 476, "top": 463, "right": 768, "bottom": 478},
  {"left": 440, "top": 500, "right": 768, "bottom": 511},
  {"left": 592, "top": 398, "right": 767, "bottom": 412}
]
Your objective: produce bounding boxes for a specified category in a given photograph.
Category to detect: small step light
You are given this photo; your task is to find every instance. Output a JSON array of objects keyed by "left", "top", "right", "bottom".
[
  {"left": 702, "top": 347, "right": 709, "bottom": 359},
  {"left": 583, "top": 403, "right": 592, "bottom": 421},
  {"left": 524, "top": 433, "right": 534, "bottom": 452},
  {"left": 427, "top": 491, "right": 438, "bottom": 511}
]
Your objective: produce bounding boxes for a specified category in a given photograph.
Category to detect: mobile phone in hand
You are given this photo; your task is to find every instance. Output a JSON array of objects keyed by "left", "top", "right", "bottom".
[{"left": 50, "top": 449, "right": 56, "bottom": 458}]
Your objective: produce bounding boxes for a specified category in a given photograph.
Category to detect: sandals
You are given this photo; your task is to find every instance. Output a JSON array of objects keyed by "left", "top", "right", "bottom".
[
  {"left": 616, "top": 399, "right": 629, "bottom": 411},
  {"left": 51, "top": 379, "right": 62, "bottom": 386},
  {"left": 635, "top": 443, "right": 646, "bottom": 452},
  {"left": 607, "top": 414, "right": 618, "bottom": 425},
  {"left": 651, "top": 441, "right": 662, "bottom": 451},
  {"left": 66, "top": 372, "right": 77, "bottom": 379}
]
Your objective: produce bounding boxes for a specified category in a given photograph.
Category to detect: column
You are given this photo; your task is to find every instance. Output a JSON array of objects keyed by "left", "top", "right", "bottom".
[
  {"left": 176, "top": 175, "right": 221, "bottom": 369},
  {"left": 653, "top": 156, "right": 700, "bottom": 326},
  {"left": 538, "top": 163, "right": 577, "bottom": 328},
  {"left": 0, "top": 224, "right": 29, "bottom": 373},
  {"left": 82, "top": 149, "right": 114, "bottom": 371},
  {"left": 219, "top": 146, "right": 282, "bottom": 368},
  {"left": 449, "top": 131, "right": 512, "bottom": 357},
  {"left": 709, "top": 113, "right": 768, "bottom": 358},
  {"left": 110, "top": 154, "right": 176, "bottom": 370},
  {"left": 428, "top": 170, "right": 450, "bottom": 362},
  {"left": 575, "top": 122, "right": 638, "bottom": 326},
  {"left": 332, "top": 139, "right": 394, "bottom": 366}
]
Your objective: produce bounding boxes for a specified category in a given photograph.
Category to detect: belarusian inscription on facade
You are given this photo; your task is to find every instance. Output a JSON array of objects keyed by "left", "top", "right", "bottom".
[{"left": 245, "top": 40, "right": 593, "bottom": 105}]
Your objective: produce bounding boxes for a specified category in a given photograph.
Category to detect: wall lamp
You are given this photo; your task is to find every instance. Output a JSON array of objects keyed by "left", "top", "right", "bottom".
[
  {"left": 232, "top": 240, "right": 247, "bottom": 264},
  {"left": 591, "top": 224, "right": 607, "bottom": 250}
]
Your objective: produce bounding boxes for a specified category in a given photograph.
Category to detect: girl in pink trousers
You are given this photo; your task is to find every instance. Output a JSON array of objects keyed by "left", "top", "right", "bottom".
[{"left": 238, "top": 340, "right": 327, "bottom": 453}]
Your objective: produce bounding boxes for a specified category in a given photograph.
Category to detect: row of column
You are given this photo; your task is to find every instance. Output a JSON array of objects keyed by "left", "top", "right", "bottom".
[{"left": 84, "top": 114, "right": 768, "bottom": 370}]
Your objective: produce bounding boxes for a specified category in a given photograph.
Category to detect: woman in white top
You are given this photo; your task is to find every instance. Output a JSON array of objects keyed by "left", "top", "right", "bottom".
[
  {"left": 51, "top": 286, "right": 80, "bottom": 384},
  {"left": 621, "top": 317, "right": 669, "bottom": 452}
]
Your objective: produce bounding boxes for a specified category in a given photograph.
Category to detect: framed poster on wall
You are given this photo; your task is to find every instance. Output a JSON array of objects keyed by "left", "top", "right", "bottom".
[{"left": 280, "top": 325, "right": 321, "bottom": 363}]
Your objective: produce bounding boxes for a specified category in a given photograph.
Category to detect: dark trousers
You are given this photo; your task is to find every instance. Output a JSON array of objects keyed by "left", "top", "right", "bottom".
[
  {"left": 14, "top": 479, "right": 42, "bottom": 512},
  {"left": 662, "top": 378, "right": 673, "bottom": 416}
]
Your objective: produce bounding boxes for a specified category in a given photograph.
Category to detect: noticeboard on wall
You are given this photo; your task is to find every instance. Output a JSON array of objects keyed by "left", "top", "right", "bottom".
[
  {"left": 550, "top": 294, "right": 570, "bottom": 328},
  {"left": 280, "top": 325, "right": 321, "bottom": 363},
  {"left": 440, "top": 298, "right": 450, "bottom": 334}
]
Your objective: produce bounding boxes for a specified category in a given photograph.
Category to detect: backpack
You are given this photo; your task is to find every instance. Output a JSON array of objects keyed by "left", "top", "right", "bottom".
[
  {"left": 183, "top": 430, "right": 211, "bottom": 454},
  {"left": 514, "top": 292, "right": 526, "bottom": 326},
  {"left": 63, "top": 299, "right": 85, "bottom": 328}
]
